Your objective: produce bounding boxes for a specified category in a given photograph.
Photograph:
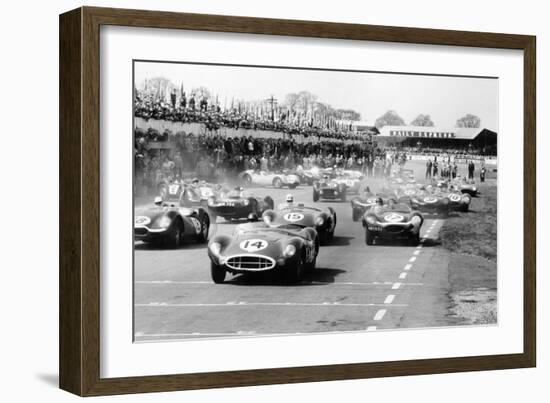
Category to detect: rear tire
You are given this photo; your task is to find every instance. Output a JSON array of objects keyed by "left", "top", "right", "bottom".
[
  {"left": 273, "top": 177, "right": 283, "bottom": 188},
  {"left": 196, "top": 214, "right": 210, "bottom": 243},
  {"left": 242, "top": 174, "right": 252, "bottom": 186},
  {"left": 211, "top": 262, "right": 226, "bottom": 284},
  {"left": 410, "top": 232, "right": 420, "bottom": 246},
  {"left": 289, "top": 183, "right": 298, "bottom": 189},
  {"left": 168, "top": 220, "right": 183, "bottom": 248}
]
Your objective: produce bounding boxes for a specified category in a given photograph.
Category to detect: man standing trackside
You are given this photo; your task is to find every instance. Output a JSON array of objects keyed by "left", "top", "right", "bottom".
[{"left": 425, "top": 159, "right": 433, "bottom": 179}]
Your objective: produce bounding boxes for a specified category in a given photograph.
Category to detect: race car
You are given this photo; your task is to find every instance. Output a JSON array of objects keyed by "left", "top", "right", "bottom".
[
  {"left": 207, "top": 221, "right": 319, "bottom": 283},
  {"left": 350, "top": 189, "right": 394, "bottom": 222},
  {"left": 454, "top": 178, "right": 478, "bottom": 196},
  {"left": 409, "top": 188, "right": 451, "bottom": 216},
  {"left": 178, "top": 181, "right": 224, "bottom": 207},
  {"left": 134, "top": 197, "right": 210, "bottom": 247},
  {"left": 444, "top": 189, "right": 472, "bottom": 212},
  {"left": 313, "top": 176, "right": 347, "bottom": 202},
  {"left": 331, "top": 170, "right": 364, "bottom": 194},
  {"left": 206, "top": 187, "right": 274, "bottom": 221},
  {"left": 362, "top": 202, "right": 423, "bottom": 245},
  {"left": 262, "top": 203, "right": 337, "bottom": 244},
  {"left": 157, "top": 178, "right": 185, "bottom": 202},
  {"left": 240, "top": 170, "right": 300, "bottom": 189},
  {"left": 291, "top": 167, "right": 324, "bottom": 185}
]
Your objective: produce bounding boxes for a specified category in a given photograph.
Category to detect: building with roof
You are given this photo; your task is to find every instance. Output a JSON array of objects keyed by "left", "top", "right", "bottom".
[{"left": 375, "top": 125, "right": 497, "bottom": 155}]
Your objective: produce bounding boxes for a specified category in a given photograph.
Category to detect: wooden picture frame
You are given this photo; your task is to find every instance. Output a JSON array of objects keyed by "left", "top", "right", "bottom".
[{"left": 59, "top": 6, "right": 536, "bottom": 396}]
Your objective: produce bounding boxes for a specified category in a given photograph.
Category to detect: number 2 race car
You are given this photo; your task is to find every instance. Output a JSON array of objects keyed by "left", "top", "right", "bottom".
[
  {"left": 262, "top": 203, "right": 337, "bottom": 244},
  {"left": 134, "top": 198, "right": 210, "bottom": 248},
  {"left": 362, "top": 202, "right": 424, "bottom": 246},
  {"left": 206, "top": 187, "right": 274, "bottom": 221},
  {"left": 208, "top": 222, "right": 319, "bottom": 284}
]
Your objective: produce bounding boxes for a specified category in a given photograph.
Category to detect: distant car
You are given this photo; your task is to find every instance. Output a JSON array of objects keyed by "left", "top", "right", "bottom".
[
  {"left": 179, "top": 182, "right": 225, "bottom": 207},
  {"left": 291, "top": 167, "right": 323, "bottom": 185},
  {"left": 207, "top": 221, "right": 319, "bottom": 283},
  {"left": 134, "top": 198, "right": 210, "bottom": 247},
  {"left": 444, "top": 189, "right": 471, "bottom": 212},
  {"left": 332, "top": 170, "right": 364, "bottom": 194},
  {"left": 157, "top": 179, "right": 185, "bottom": 202},
  {"left": 313, "top": 176, "right": 347, "bottom": 202},
  {"left": 206, "top": 187, "right": 274, "bottom": 221},
  {"left": 262, "top": 203, "right": 337, "bottom": 244},
  {"left": 454, "top": 179, "right": 478, "bottom": 196},
  {"left": 240, "top": 170, "right": 300, "bottom": 189},
  {"left": 362, "top": 202, "right": 423, "bottom": 245},
  {"left": 409, "top": 189, "right": 450, "bottom": 216}
]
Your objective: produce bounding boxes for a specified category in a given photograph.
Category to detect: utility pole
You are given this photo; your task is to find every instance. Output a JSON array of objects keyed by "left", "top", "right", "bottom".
[{"left": 266, "top": 95, "right": 278, "bottom": 121}]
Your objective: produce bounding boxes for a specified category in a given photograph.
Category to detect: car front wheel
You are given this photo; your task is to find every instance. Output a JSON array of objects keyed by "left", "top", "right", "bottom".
[
  {"left": 211, "top": 262, "right": 226, "bottom": 283},
  {"left": 365, "top": 228, "right": 374, "bottom": 245}
]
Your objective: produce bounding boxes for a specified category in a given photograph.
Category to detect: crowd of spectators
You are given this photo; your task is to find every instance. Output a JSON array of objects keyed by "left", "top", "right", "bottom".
[
  {"left": 134, "top": 95, "right": 369, "bottom": 142},
  {"left": 134, "top": 128, "right": 402, "bottom": 195},
  {"left": 385, "top": 145, "right": 496, "bottom": 159}
]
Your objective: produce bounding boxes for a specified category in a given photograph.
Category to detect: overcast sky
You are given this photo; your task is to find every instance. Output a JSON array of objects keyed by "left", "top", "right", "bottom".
[{"left": 135, "top": 61, "right": 498, "bottom": 131}]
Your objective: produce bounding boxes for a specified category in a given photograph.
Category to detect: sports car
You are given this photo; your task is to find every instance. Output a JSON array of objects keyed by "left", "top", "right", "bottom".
[
  {"left": 240, "top": 170, "right": 300, "bottom": 189},
  {"left": 134, "top": 198, "right": 210, "bottom": 247},
  {"left": 409, "top": 188, "right": 451, "bottom": 216},
  {"left": 362, "top": 202, "right": 424, "bottom": 245},
  {"left": 158, "top": 179, "right": 185, "bottom": 202},
  {"left": 206, "top": 187, "right": 274, "bottom": 221},
  {"left": 262, "top": 203, "right": 337, "bottom": 244},
  {"left": 291, "top": 167, "right": 323, "bottom": 185},
  {"left": 444, "top": 189, "right": 471, "bottom": 212},
  {"left": 313, "top": 176, "right": 347, "bottom": 202},
  {"left": 453, "top": 178, "right": 478, "bottom": 196},
  {"left": 208, "top": 222, "right": 319, "bottom": 283},
  {"left": 350, "top": 190, "right": 394, "bottom": 222},
  {"left": 331, "top": 170, "right": 364, "bottom": 194}
]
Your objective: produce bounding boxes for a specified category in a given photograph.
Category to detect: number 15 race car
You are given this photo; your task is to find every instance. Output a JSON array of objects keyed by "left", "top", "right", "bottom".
[
  {"left": 134, "top": 197, "right": 210, "bottom": 248},
  {"left": 207, "top": 222, "right": 319, "bottom": 284},
  {"left": 262, "top": 203, "right": 337, "bottom": 244}
]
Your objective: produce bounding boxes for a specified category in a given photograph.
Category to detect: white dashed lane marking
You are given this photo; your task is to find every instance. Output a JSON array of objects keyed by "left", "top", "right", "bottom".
[
  {"left": 136, "top": 302, "right": 409, "bottom": 308},
  {"left": 413, "top": 250, "right": 420, "bottom": 256},
  {"left": 409, "top": 256, "right": 417, "bottom": 263},
  {"left": 366, "top": 326, "right": 377, "bottom": 331},
  {"left": 384, "top": 295, "right": 396, "bottom": 304},
  {"left": 392, "top": 282, "right": 402, "bottom": 290},
  {"left": 399, "top": 272, "right": 408, "bottom": 279},
  {"left": 403, "top": 264, "right": 412, "bottom": 271},
  {"left": 373, "top": 309, "right": 387, "bottom": 321}
]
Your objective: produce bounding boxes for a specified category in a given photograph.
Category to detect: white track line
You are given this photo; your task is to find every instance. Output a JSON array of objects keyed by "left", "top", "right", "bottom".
[
  {"left": 135, "top": 280, "right": 424, "bottom": 286},
  {"left": 366, "top": 326, "right": 377, "bottom": 331},
  {"left": 392, "top": 282, "right": 402, "bottom": 290},
  {"left": 409, "top": 256, "right": 417, "bottom": 263},
  {"left": 403, "top": 263, "right": 413, "bottom": 271},
  {"left": 373, "top": 309, "right": 387, "bottom": 321},
  {"left": 135, "top": 302, "right": 409, "bottom": 308},
  {"left": 399, "top": 272, "right": 408, "bottom": 279},
  {"left": 384, "top": 295, "right": 396, "bottom": 304},
  {"left": 413, "top": 250, "right": 420, "bottom": 256}
]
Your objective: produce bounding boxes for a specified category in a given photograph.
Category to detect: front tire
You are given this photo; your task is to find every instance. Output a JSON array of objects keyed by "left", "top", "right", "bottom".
[
  {"left": 410, "top": 232, "right": 420, "bottom": 246},
  {"left": 313, "top": 190, "right": 320, "bottom": 202},
  {"left": 211, "top": 262, "right": 226, "bottom": 283},
  {"left": 168, "top": 220, "right": 183, "bottom": 248},
  {"left": 273, "top": 177, "right": 283, "bottom": 188},
  {"left": 242, "top": 174, "right": 252, "bottom": 186},
  {"left": 289, "top": 183, "right": 298, "bottom": 189},
  {"left": 365, "top": 228, "right": 374, "bottom": 245},
  {"left": 281, "top": 253, "right": 305, "bottom": 283}
]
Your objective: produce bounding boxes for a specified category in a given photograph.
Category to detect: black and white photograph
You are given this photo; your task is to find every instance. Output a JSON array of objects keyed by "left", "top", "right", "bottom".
[{"left": 133, "top": 60, "right": 498, "bottom": 342}]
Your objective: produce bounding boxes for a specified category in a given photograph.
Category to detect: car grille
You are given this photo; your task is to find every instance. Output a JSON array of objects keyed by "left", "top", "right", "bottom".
[
  {"left": 385, "top": 225, "right": 405, "bottom": 233},
  {"left": 225, "top": 255, "right": 276, "bottom": 271}
]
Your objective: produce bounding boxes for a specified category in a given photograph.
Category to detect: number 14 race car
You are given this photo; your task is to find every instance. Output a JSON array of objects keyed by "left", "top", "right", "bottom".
[{"left": 208, "top": 222, "right": 319, "bottom": 284}]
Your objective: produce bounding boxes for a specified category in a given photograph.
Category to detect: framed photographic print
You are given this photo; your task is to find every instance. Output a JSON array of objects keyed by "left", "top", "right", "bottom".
[{"left": 59, "top": 6, "right": 536, "bottom": 396}]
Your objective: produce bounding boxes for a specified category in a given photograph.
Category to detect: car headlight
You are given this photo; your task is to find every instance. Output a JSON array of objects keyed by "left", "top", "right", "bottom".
[
  {"left": 263, "top": 215, "right": 272, "bottom": 224},
  {"left": 462, "top": 195, "right": 471, "bottom": 203},
  {"left": 315, "top": 217, "right": 325, "bottom": 226},
  {"left": 411, "top": 216, "right": 422, "bottom": 226},
  {"left": 157, "top": 216, "right": 172, "bottom": 229},
  {"left": 209, "top": 242, "right": 222, "bottom": 256},
  {"left": 366, "top": 216, "right": 376, "bottom": 225},
  {"left": 472, "top": 187, "right": 477, "bottom": 192},
  {"left": 242, "top": 199, "right": 249, "bottom": 206},
  {"left": 283, "top": 244, "right": 296, "bottom": 257}
]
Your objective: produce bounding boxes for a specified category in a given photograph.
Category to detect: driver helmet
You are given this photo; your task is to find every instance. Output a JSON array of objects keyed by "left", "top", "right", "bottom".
[
  {"left": 285, "top": 194, "right": 294, "bottom": 203},
  {"left": 191, "top": 177, "right": 199, "bottom": 187},
  {"left": 154, "top": 196, "right": 163, "bottom": 206},
  {"left": 376, "top": 197, "right": 384, "bottom": 206}
]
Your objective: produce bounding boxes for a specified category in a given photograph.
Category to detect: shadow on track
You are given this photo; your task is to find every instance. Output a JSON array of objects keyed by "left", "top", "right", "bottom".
[{"left": 224, "top": 267, "right": 346, "bottom": 286}]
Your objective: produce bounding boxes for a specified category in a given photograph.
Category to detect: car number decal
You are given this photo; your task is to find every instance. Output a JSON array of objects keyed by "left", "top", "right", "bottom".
[
  {"left": 201, "top": 187, "right": 214, "bottom": 197},
  {"left": 189, "top": 217, "right": 202, "bottom": 234},
  {"left": 168, "top": 184, "right": 179, "bottom": 194},
  {"left": 239, "top": 239, "right": 268, "bottom": 252},
  {"left": 384, "top": 213, "right": 404, "bottom": 222},
  {"left": 424, "top": 197, "right": 437, "bottom": 203},
  {"left": 449, "top": 194, "right": 461, "bottom": 202},
  {"left": 283, "top": 212, "right": 304, "bottom": 222},
  {"left": 367, "top": 198, "right": 377, "bottom": 205},
  {"left": 346, "top": 179, "right": 354, "bottom": 186},
  {"left": 135, "top": 216, "right": 151, "bottom": 226}
]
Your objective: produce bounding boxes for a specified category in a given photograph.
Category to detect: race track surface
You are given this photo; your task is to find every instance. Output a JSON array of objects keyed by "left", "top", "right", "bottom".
[{"left": 134, "top": 161, "right": 473, "bottom": 341}]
